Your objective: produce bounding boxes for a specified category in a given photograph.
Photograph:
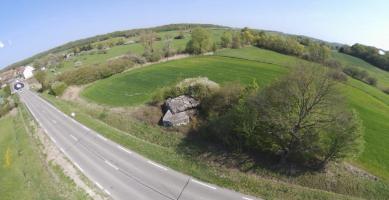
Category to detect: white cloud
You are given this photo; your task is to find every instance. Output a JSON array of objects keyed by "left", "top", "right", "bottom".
[{"left": 0, "top": 41, "right": 4, "bottom": 48}]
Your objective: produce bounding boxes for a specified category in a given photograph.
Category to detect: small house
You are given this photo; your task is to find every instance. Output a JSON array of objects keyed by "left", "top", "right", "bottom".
[{"left": 23, "top": 66, "right": 35, "bottom": 79}]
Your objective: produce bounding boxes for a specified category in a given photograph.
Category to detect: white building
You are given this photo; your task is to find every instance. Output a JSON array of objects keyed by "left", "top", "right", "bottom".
[{"left": 23, "top": 66, "right": 35, "bottom": 79}]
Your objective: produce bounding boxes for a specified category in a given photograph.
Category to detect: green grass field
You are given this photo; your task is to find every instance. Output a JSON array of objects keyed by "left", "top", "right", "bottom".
[
  {"left": 82, "top": 47, "right": 389, "bottom": 182},
  {"left": 82, "top": 56, "right": 287, "bottom": 106},
  {"left": 0, "top": 107, "right": 88, "bottom": 200},
  {"left": 216, "top": 46, "right": 389, "bottom": 89}
]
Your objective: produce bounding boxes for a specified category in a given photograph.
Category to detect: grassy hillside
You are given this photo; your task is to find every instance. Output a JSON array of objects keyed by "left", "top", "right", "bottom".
[
  {"left": 82, "top": 47, "right": 389, "bottom": 182},
  {"left": 217, "top": 47, "right": 389, "bottom": 89},
  {"left": 82, "top": 56, "right": 287, "bottom": 106},
  {"left": 332, "top": 52, "right": 389, "bottom": 89},
  {"left": 0, "top": 108, "right": 88, "bottom": 200},
  {"left": 47, "top": 29, "right": 225, "bottom": 77}
]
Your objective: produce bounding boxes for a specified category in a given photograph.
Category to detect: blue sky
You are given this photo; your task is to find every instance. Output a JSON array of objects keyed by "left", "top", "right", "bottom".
[{"left": 1, "top": 0, "right": 388, "bottom": 68}]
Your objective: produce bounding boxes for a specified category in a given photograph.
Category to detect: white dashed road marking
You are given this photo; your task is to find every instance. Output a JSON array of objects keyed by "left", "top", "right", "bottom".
[
  {"left": 70, "top": 134, "right": 78, "bottom": 141},
  {"left": 105, "top": 160, "right": 119, "bottom": 170}
]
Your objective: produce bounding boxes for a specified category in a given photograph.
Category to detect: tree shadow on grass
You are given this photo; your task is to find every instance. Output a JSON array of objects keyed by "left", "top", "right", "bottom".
[{"left": 175, "top": 128, "right": 324, "bottom": 178}]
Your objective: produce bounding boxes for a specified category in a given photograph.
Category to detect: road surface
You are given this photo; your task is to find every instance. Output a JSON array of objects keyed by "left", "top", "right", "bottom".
[{"left": 19, "top": 89, "right": 259, "bottom": 200}]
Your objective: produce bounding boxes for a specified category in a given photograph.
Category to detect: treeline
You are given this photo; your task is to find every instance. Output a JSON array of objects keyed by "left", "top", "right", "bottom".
[
  {"left": 33, "top": 58, "right": 134, "bottom": 96},
  {"left": 340, "top": 44, "right": 389, "bottom": 71},
  {"left": 58, "top": 58, "right": 134, "bottom": 85}
]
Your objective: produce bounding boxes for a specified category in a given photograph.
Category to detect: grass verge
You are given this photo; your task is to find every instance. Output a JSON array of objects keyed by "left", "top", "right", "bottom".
[{"left": 40, "top": 93, "right": 389, "bottom": 200}]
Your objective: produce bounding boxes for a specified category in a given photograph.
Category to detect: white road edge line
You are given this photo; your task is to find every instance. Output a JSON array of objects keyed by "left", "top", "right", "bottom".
[
  {"left": 97, "top": 134, "right": 108, "bottom": 141},
  {"left": 51, "top": 137, "right": 57, "bottom": 144},
  {"left": 70, "top": 134, "right": 78, "bottom": 141},
  {"left": 95, "top": 182, "right": 103, "bottom": 190},
  {"left": 117, "top": 145, "right": 132, "bottom": 154},
  {"left": 147, "top": 161, "right": 168, "bottom": 171},
  {"left": 74, "top": 162, "right": 85, "bottom": 173},
  {"left": 242, "top": 197, "right": 253, "bottom": 200},
  {"left": 104, "top": 189, "right": 111, "bottom": 195},
  {"left": 105, "top": 160, "right": 119, "bottom": 170},
  {"left": 192, "top": 179, "right": 217, "bottom": 190},
  {"left": 81, "top": 125, "right": 90, "bottom": 131}
]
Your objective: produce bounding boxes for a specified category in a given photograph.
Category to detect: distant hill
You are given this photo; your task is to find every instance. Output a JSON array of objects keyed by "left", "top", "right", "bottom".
[
  {"left": 1, "top": 23, "right": 228, "bottom": 72},
  {"left": 2, "top": 23, "right": 343, "bottom": 72}
]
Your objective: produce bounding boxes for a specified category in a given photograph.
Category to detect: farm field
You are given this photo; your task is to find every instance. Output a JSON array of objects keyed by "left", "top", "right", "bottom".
[
  {"left": 82, "top": 56, "right": 287, "bottom": 106},
  {"left": 52, "top": 29, "right": 226, "bottom": 76},
  {"left": 0, "top": 108, "right": 88, "bottom": 200},
  {"left": 82, "top": 47, "right": 389, "bottom": 181}
]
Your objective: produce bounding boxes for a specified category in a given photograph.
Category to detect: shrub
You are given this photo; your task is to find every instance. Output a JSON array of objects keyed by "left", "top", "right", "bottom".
[
  {"left": 143, "top": 50, "right": 162, "bottom": 62},
  {"left": 151, "top": 77, "right": 219, "bottom": 104},
  {"left": 125, "top": 53, "right": 147, "bottom": 64},
  {"left": 343, "top": 67, "right": 378, "bottom": 86},
  {"left": 200, "top": 84, "right": 244, "bottom": 118},
  {"left": 328, "top": 70, "right": 348, "bottom": 82},
  {"left": 50, "top": 81, "right": 67, "bottom": 96},
  {"left": 324, "top": 59, "right": 342, "bottom": 69},
  {"left": 365, "top": 77, "right": 377, "bottom": 86},
  {"left": 383, "top": 88, "right": 389, "bottom": 95}
]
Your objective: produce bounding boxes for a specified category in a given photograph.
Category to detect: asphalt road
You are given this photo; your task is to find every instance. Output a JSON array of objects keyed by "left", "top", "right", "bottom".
[{"left": 19, "top": 89, "right": 259, "bottom": 200}]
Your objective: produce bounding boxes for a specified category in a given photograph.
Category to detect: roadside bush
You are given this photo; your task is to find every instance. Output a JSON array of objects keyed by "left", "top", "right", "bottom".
[
  {"left": 50, "top": 81, "right": 68, "bottom": 96},
  {"left": 59, "top": 58, "right": 133, "bottom": 85},
  {"left": 200, "top": 84, "right": 244, "bottom": 118},
  {"left": 0, "top": 97, "right": 17, "bottom": 118},
  {"left": 3, "top": 86, "right": 11, "bottom": 97}
]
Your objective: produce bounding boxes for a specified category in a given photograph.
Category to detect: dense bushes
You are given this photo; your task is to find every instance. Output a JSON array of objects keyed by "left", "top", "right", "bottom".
[
  {"left": 0, "top": 96, "right": 17, "bottom": 118},
  {"left": 200, "top": 67, "right": 363, "bottom": 168},
  {"left": 343, "top": 67, "right": 378, "bottom": 86},
  {"left": 186, "top": 27, "right": 212, "bottom": 54},
  {"left": 58, "top": 58, "right": 133, "bottom": 85},
  {"left": 143, "top": 49, "right": 162, "bottom": 62},
  {"left": 340, "top": 44, "right": 389, "bottom": 71},
  {"left": 151, "top": 77, "right": 219, "bottom": 104},
  {"left": 254, "top": 33, "right": 305, "bottom": 57},
  {"left": 50, "top": 81, "right": 68, "bottom": 96},
  {"left": 125, "top": 53, "right": 147, "bottom": 64}
]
